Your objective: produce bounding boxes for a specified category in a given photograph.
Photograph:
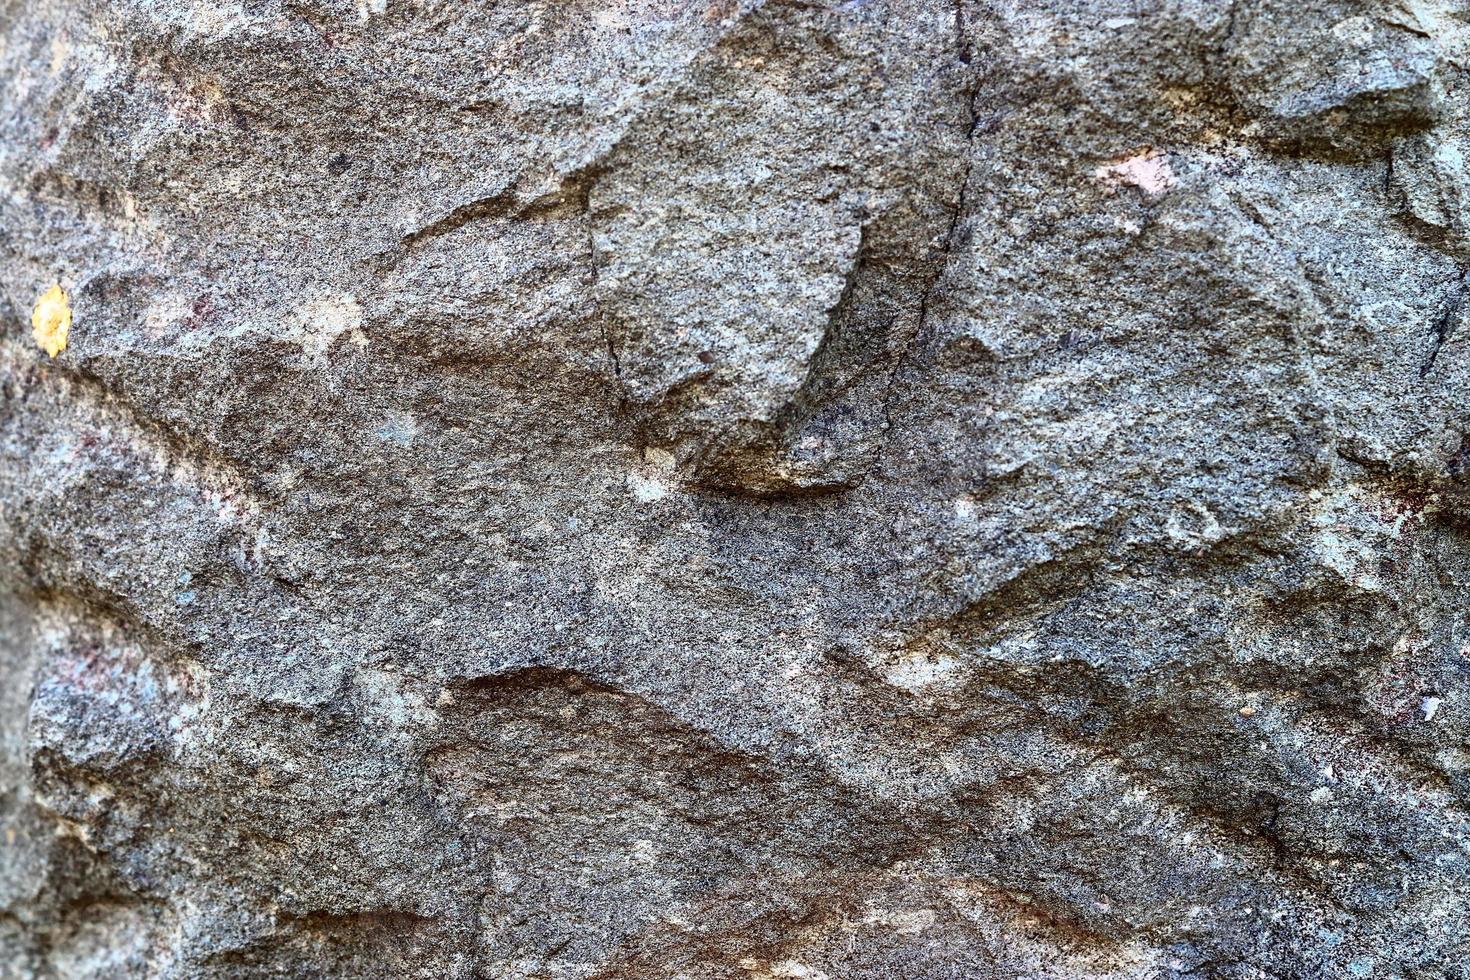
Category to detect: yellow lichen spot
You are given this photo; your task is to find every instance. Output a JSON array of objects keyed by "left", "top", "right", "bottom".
[{"left": 31, "top": 283, "right": 71, "bottom": 358}]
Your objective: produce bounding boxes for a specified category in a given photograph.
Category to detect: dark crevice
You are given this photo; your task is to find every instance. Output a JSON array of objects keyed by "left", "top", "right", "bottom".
[
  {"left": 1420, "top": 271, "right": 1466, "bottom": 377},
  {"left": 776, "top": 222, "right": 874, "bottom": 433},
  {"left": 872, "top": 12, "right": 982, "bottom": 467},
  {"left": 380, "top": 165, "right": 602, "bottom": 268}
]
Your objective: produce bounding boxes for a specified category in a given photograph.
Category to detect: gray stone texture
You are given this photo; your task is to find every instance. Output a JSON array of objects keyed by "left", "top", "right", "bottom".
[{"left": 2, "top": 0, "right": 1469, "bottom": 977}]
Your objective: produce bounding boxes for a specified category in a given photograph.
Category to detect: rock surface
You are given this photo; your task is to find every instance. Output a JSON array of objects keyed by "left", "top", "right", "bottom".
[{"left": 2, "top": 1, "right": 1470, "bottom": 977}]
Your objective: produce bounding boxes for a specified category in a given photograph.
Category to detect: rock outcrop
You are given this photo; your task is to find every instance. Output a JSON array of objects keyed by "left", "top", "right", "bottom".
[{"left": 2, "top": 1, "right": 1469, "bottom": 977}]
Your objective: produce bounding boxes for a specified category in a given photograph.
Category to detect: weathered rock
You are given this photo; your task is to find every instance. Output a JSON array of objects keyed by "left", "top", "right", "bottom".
[{"left": 1, "top": 1, "right": 1468, "bottom": 978}]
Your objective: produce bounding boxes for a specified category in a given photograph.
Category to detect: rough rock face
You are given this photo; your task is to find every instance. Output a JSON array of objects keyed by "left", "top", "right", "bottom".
[{"left": 2, "top": 0, "right": 1469, "bottom": 977}]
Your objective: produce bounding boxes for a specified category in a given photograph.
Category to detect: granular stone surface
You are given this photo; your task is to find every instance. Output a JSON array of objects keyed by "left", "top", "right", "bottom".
[{"left": 1, "top": 1, "right": 1469, "bottom": 977}]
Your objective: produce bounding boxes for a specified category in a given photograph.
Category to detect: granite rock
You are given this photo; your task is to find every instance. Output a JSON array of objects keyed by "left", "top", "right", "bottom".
[{"left": 2, "top": 1, "right": 1469, "bottom": 978}]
